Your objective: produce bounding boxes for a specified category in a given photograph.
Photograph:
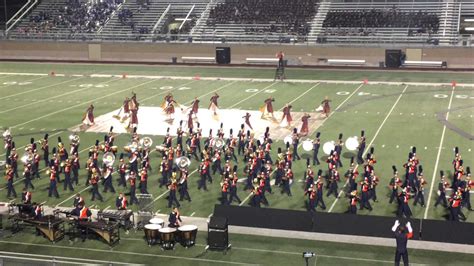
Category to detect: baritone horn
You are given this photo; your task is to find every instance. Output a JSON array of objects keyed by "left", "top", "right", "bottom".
[
  {"left": 175, "top": 156, "right": 191, "bottom": 170},
  {"left": 139, "top": 137, "right": 153, "bottom": 149},
  {"left": 102, "top": 152, "right": 116, "bottom": 167}
]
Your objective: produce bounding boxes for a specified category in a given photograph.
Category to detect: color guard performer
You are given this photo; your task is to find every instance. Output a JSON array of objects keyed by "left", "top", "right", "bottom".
[
  {"left": 243, "top": 112, "right": 253, "bottom": 130},
  {"left": 128, "top": 96, "right": 139, "bottom": 129},
  {"left": 190, "top": 97, "right": 200, "bottom": 119},
  {"left": 280, "top": 104, "right": 293, "bottom": 128},
  {"left": 82, "top": 104, "right": 95, "bottom": 126},
  {"left": 209, "top": 93, "right": 220, "bottom": 116},
  {"left": 261, "top": 97, "right": 275, "bottom": 119},
  {"left": 321, "top": 96, "right": 331, "bottom": 118},
  {"left": 300, "top": 113, "right": 310, "bottom": 136}
]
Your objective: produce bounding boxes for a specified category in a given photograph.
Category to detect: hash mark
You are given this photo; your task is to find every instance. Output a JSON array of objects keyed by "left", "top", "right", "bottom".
[{"left": 396, "top": 145, "right": 399, "bottom": 148}]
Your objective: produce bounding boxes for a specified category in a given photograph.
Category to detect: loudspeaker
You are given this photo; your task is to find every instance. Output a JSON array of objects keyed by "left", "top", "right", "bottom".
[
  {"left": 385, "top": 49, "right": 402, "bottom": 68},
  {"left": 216, "top": 47, "right": 231, "bottom": 64},
  {"left": 208, "top": 230, "right": 228, "bottom": 249},
  {"left": 209, "top": 216, "right": 228, "bottom": 230}
]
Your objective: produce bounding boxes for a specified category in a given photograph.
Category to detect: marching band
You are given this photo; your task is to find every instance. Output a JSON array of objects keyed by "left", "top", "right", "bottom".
[{"left": 1, "top": 91, "right": 472, "bottom": 226}]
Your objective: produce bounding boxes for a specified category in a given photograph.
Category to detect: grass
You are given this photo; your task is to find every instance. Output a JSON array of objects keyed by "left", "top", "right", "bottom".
[{"left": 0, "top": 62, "right": 472, "bottom": 265}]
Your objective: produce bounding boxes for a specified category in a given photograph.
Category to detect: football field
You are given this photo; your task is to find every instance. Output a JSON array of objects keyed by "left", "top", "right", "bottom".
[{"left": 0, "top": 62, "right": 473, "bottom": 264}]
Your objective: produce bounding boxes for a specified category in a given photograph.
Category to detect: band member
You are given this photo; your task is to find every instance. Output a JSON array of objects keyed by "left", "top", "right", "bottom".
[
  {"left": 290, "top": 128, "right": 300, "bottom": 161},
  {"left": 5, "top": 164, "right": 17, "bottom": 198},
  {"left": 360, "top": 178, "right": 372, "bottom": 211},
  {"left": 178, "top": 169, "right": 191, "bottom": 202},
  {"left": 229, "top": 166, "right": 241, "bottom": 204},
  {"left": 164, "top": 98, "right": 177, "bottom": 121},
  {"left": 90, "top": 169, "right": 103, "bottom": 202},
  {"left": 449, "top": 190, "right": 466, "bottom": 221},
  {"left": 198, "top": 159, "right": 209, "bottom": 191},
  {"left": 63, "top": 159, "right": 74, "bottom": 192},
  {"left": 237, "top": 124, "right": 246, "bottom": 156},
  {"left": 463, "top": 167, "right": 472, "bottom": 211},
  {"left": 209, "top": 93, "right": 219, "bottom": 116},
  {"left": 243, "top": 112, "right": 253, "bottom": 130},
  {"left": 413, "top": 166, "right": 426, "bottom": 207},
  {"left": 159, "top": 156, "right": 170, "bottom": 188},
  {"left": 334, "top": 134, "right": 343, "bottom": 168},
  {"left": 41, "top": 134, "right": 49, "bottom": 167},
  {"left": 280, "top": 104, "right": 293, "bottom": 128},
  {"left": 392, "top": 220, "right": 413, "bottom": 266},
  {"left": 349, "top": 190, "right": 359, "bottom": 214},
  {"left": 71, "top": 153, "right": 80, "bottom": 185},
  {"left": 103, "top": 165, "right": 116, "bottom": 193},
  {"left": 117, "top": 155, "right": 127, "bottom": 187},
  {"left": 397, "top": 187, "right": 412, "bottom": 218},
  {"left": 23, "top": 163, "right": 35, "bottom": 190},
  {"left": 327, "top": 169, "right": 339, "bottom": 198},
  {"left": 128, "top": 171, "right": 139, "bottom": 205},
  {"left": 212, "top": 150, "right": 222, "bottom": 176},
  {"left": 389, "top": 166, "right": 402, "bottom": 204},
  {"left": 357, "top": 130, "right": 366, "bottom": 164},
  {"left": 434, "top": 171, "right": 449, "bottom": 208},
  {"left": 321, "top": 96, "right": 331, "bottom": 118},
  {"left": 22, "top": 188, "right": 32, "bottom": 204},
  {"left": 191, "top": 97, "right": 200, "bottom": 118},
  {"left": 139, "top": 166, "right": 148, "bottom": 194},
  {"left": 261, "top": 97, "right": 275, "bottom": 119},
  {"left": 282, "top": 167, "right": 293, "bottom": 196},
  {"left": 48, "top": 163, "right": 59, "bottom": 198},
  {"left": 3, "top": 132, "right": 13, "bottom": 162},
  {"left": 168, "top": 207, "right": 182, "bottom": 228},
  {"left": 73, "top": 193, "right": 84, "bottom": 207},
  {"left": 9, "top": 148, "right": 18, "bottom": 178},
  {"left": 312, "top": 132, "right": 321, "bottom": 165},
  {"left": 82, "top": 104, "right": 95, "bottom": 126},
  {"left": 116, "top": 193, "right": 127, "bottom": 210}
]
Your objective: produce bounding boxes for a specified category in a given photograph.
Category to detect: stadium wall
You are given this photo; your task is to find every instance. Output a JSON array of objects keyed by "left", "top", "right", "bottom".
[{"left": 0, "top": 41, "right": 473, "bottom": 69}]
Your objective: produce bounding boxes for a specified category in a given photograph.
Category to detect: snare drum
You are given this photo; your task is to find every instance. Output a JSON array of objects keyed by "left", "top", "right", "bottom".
[
  {"left": 178, "top": 225, "right": 198, "bottom": 247},
  {"left": 158, "top": 227, "right": 176, "bottom": 250},
  {"left": 144, "top": 224, "right": 162, "bottom": 246},
  {"left": 149, "top": 217, "right": 165, "bottom": 228}
]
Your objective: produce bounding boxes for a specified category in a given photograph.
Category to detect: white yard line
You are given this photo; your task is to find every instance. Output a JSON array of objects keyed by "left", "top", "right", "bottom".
[
  {"left": 0, "top": 77, "right": 84, "bottom": 101},
  {"left": 285, "top": 82, "right": 320, "bottom": 106},
  {"left": 140, "top": 80, "right": 197, "bottom": 104},
  {"left": 328, "top": 85, "right": 410, "bottom": 212},
  {"left": 1, "top": 71, "right": 471, "bottom": 87},
  {"left": 0, "top": 78, "right": 120, "bottom": 114},
  {"left": 10, "top": 79, "right": 159, "bottom": 129},
  {"left": 0, "top": 251, "right": 133, "bottom": 265},
  {"left": 239, "top": 83, "right": 365, "bottom": 206},
  {"left": 424, "top": 85, "right": 456, "bottom": 219},
  {"left": 0, "top": 240, "right": 256, "bottom": 265},
  {"left": 0, "top": 76, "right": 47, "bottom": 89},
  {"left": 228, "top": 82, "right": 277, "bottom": 108}
]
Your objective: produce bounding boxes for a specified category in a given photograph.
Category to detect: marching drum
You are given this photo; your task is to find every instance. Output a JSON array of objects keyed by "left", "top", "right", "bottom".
[
  {"left": 149, "top": 217, "right": 165, "bottom": 228},
  {"left": 322, "top": 141, "right": 336, "bottom": 155},
  {"left": 178, "top": 225, "right": 198, "bottom": 248},
  {"left": 144, "top": 224, "right": 162, "bottom": 246},
  {"left": 159, "top": 227, "right": 176, "bottom": 250},
  {"left": 302, "top": 140, "right": 313, "bottom": 152}
]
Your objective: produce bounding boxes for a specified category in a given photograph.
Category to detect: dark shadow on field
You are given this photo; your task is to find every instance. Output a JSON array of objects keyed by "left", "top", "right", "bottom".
[{"left": 342, "top": 152, "right": 356, "bottom": 159}]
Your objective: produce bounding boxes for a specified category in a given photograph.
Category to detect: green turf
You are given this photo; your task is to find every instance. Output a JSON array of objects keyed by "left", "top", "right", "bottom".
[
  {"left": 0, "top": 228, "right": 473, "bottom": 266},
  {"left": 0, "top": 62, "right": 473, "bottom": 265}
]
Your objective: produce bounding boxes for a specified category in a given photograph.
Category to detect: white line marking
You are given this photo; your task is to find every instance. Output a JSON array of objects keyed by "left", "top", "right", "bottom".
[
  {"left": 10, "top": 79, "right": 158, "bottom": 129},
  {"left": 0, "top": 241, "right": 254, "bottom": 265},
  {"left": 0, "top": 77, "right": 83, "bottom": 101},
  {"left": 104, "top": 206, "right": 111, "bottom": 211},
  {"left": 190, "top": 212, "right": 196, "bottom": 216},
  {"left": 228, "top": 82, "right": 277, "bottom": 108},
  {"left": 0, "top": 251, "right": 134, "bottom": 265},
  {"left": 328, "top": 85, "right": 409, "bottom": 212},
  {"left": 424, "top": 86, "right": 455, "bottom": 219}
]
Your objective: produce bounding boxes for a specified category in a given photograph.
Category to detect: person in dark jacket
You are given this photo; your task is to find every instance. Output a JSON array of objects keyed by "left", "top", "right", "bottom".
[{"left": 391, "top": 220, "right": 413, "bottom": 266}]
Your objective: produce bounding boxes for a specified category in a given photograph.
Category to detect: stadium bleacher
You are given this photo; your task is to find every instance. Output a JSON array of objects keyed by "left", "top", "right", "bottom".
[{"left": 1, "top": 0, "right": 470, "bottom": 46}]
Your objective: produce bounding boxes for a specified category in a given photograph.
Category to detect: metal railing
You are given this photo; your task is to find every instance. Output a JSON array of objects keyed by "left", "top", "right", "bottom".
[{"left": 2, "top": 31, "right": 470, "bottom": 47}]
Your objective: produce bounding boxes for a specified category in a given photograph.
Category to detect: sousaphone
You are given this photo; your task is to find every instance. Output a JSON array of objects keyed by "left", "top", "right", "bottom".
[{"left": 103, "top": 152, "right": 116, "bottom": 167}]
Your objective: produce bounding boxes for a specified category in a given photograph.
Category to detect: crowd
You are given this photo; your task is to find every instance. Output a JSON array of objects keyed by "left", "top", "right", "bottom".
[
  {"left": 18, "top": 0, "right": 123, "bottom": 35},
  {"left": 323, "top": 8, "right": 439, "bottom": 36},
  {"left": 208, "top": 0, "right": 318, "bottom": 36}
]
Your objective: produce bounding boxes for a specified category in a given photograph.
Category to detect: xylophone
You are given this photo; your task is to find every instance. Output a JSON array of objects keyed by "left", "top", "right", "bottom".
[
  {"left": 73, "top": 220, "right": 120, "bottom": 246},
  {"left": 10, "top": 214, "right": 65, "bottom": 243},
  {"left": 97, "top": 209, "right": 134, "bottom": 231}
]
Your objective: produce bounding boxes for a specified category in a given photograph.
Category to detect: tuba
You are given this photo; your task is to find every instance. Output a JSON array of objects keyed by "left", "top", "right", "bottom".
[
  {"left": 175, "top": 156, "right": 191, "bottom": 170},
  {"left": 102, "top": 152, "right": 116, "bottom": 167},
  {"left": 21, "top": 154, "right": 33, "bottom": 165},
  {"left": 213, "top": 138, "right": 225, "bottom": 150},
  {"left": 139, "top": 137, "right": 153, "bottom": 149}
]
